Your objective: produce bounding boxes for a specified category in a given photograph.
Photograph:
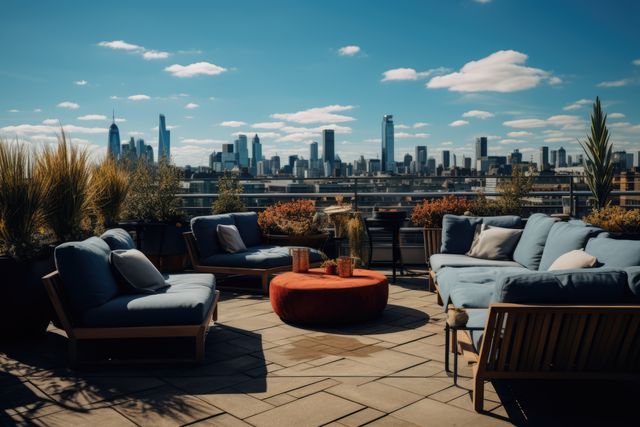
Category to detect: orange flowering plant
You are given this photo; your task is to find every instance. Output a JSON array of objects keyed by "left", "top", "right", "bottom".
[
  {"left": 258, "top": 199, "right": 322, "bottom": 235},
  {"left": 410, "top": 195, "right": 474, "bottom": 228}
]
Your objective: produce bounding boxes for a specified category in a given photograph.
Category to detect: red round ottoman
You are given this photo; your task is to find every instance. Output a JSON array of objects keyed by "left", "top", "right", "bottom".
[{"left": 269, "top": 268, "right": 389, "bottom": 326}]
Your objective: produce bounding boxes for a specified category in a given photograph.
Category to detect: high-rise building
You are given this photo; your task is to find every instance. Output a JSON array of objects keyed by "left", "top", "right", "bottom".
[
  {"left": 234, "top": 134, "right": 249, "bottom": 168},
  {"left": 403, "top": 153, "right": 412, "bottom": 169},
  {"left": 366, "top": 158, "right": 381, "bottom": 174},
  {"left": 270, "top": 155, "right": 281, "bottom": 173},
  {"left": 221, "top": 143, "right": 235, "bottom": 170},
  {"left": 550, "top": 150, "right": 558, "bottom": 168},
  {"left": 442, "top": 150, "right": 450, "bottom": 169},
  {"left": 463, "top": 156, "right": 472, "bottom": 169},
  {"left": 322, "top": 130, "right": 335, "bottom": 175},
  {"left": 310, "top": 141, "right": 318, "bottom": 170},
  {"left": 126, "top": 137, "right": 137, "bottom": 162},
  {"left": 381, "top": 115, "right": 395, "bottom": 173},
  {"left": 427, "top": 157, "right": 436, "bottom": 174},
  {"left": 135, "top": 138, "right": 145, "bottom": 159},
  {"left": 558, "top": 146, "right": 567, "bottom": 167},
  {"left": 475, "top": 136, "right": 488, "bottom": 165},
  {"left": 251, "top": 134, "right": 262, "bottom": 168},
  {"left": 145, "top": 145, "right": 154, "bottom": 164},
  {"left": 288, "top": 155, "right": 299, "bottom": 168},
  {"left": 158, "top": 114, "right": 171, "bottom": 160},
  {"left": 415, "top": 146, "right": 427, "bottom": 174},
  {"left": 107, "top": 111, "right": 121, "bottom": 160},
  {"left": 540, "top": 146, "right": 549, "bottom": 171},
  {"left": 510, "top": 149, "right": 523, "bottom": 164}
]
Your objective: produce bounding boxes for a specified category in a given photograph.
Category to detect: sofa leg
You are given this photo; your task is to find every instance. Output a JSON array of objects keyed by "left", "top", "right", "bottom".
[
  {"left": 212, "top": 304, "right": 218, "bottom": 322},
  {"left": 261, "top": 273, "right": 269, "bottom": 295},
  {"left": 195, "top": 334, "right": 205, "bottom": 363},
  {"left": 473, "top": 372, "right": 485, "bottom": 412},
  {"left": 428, "top": 271, "right": 435, "bottom": 292}
]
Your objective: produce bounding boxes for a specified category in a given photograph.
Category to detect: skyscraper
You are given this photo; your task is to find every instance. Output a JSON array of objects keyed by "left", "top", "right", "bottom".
[
  {"left": 270, "top": 155, "right": 281, "bottom": 173},
  {"left": 310, "top": 141, "right": 318, "bottom": 169},
  {"left": 136, "top": 138, "right": 145, "bottom": 158},
  {"left": 510, "top": 149, "right": 523, "bottom": 164},
  {"left": 550, "top": 150, "right": 558, "bottom": 168},
  {"left": 381, "top": 115, "right": 395, "bottom": 173},
  {"left": 322, "top": 129, "right": 335, "bottom": 175},
  {"left": 145, "top": 145, "right": 154, "bottom": 165},
  {"left": 558, "top": 146, "right": 567, "bottom": 167},
  {"left": 158, "top": 114, "right": 170, "bottom": 160},
  {"left": 442, "top": 150, "right": 450, "bottom": 169},
  {"left": 107, "top": 111, "right": 121, "bottom": 160},
  {"left": 540, "top": 146, "right": 549, "bottom": 171},
  {"left": 475, "top": 137, "right": 487, "bottom": 161},
  {"left": 234, "top": 134, "right": 249, "bottom": 168},
  {"left": 251, "top": 134, "right": 262, "bottom": 167},
  {"left": 415, "top": 146, "right": 427, "bottom": 174}
]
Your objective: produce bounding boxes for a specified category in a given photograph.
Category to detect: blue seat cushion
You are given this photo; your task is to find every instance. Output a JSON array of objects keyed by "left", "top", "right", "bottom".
[
  {"left": 585, "top": 237, "right": 640, "bottom": 268},
  {"left": 466, "top": 309, "right": 488, "bottom": 353},
  {"left": 482, "top": 215, "right": 523, "bottom": 229},
  {"left": 191, "top": 214, "right": 235, "bottom": 259},
  {"left": 430, "top": 253, "right": 524, "bottom": 273},
  {"left": 201, "top": 245, "right": 324, "bottom": 269},
  {"left": 54, "top": 237, "right": 120, "bottom": 317},
  {"left": 538, "top": 222, "right": 602, "bottom": 271},
  {"left": 100, "top": 228, "right": 135, "bottom": 250},
  {"left": 493, "top": 268, "right": 629, "bottom": 304},
  {"left": 231, "top": 212, "right": 263, "bottom": 248},
  {"left": 512, "top": 214, "right": 557, "bottom": 270},
  {"left": 625, "top": 267, "right": 640, "bottom": 299},
  {"left": 440, "top": 215, "right": 482, "bottom": 254},
  {"left": 83, "top": 273, "right": 216, "bottom": 327},
  {"left": 436, "top": 266, "right": 530, "bottom": 308}
]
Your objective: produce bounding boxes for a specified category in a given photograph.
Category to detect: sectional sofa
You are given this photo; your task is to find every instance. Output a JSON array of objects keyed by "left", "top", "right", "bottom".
[
  {"left": 184, "top": 212, "right": 324, "bottom": 293},
  {"left": 42, "top": 228, "right": 219, "bottom": 364},
  {"left": 429, "top": 213, "right": 640, "bottom": 411}
]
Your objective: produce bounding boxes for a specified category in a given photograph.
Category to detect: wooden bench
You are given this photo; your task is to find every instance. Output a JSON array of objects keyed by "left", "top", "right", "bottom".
[{"left": 42, "top": 271, "right": 219, "bottom": 365}]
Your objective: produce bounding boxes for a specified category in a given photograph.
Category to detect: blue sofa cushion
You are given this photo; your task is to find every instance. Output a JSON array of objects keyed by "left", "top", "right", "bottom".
[
  {"left": 441, "top": 215, "right": 482, "bottom": 254},
  {"left": 231, "top": 212, "right": 263, "bottom": 247},
  {"left": 624, "top": 267, "right": 640, "bottom": 300},
  {"left": 512, "top": 214, "right": 557, "bottom": 270},
  {"left": 430, "top": 253, "right": 523, "bottom": 273},
  {"left": 585, "top": 237, "right": 640, "bottom": 268},
  {"left": 83, "top": 273, "right": 216, "bottom": 327},
  {"left": 466, "top": 309, "right": 488, "bottom": 353},
  {"left": 493, "top": 268, "right": 628, "bottom": 304},
  {"left": 100, "top": 228, "right": 135, "bottom": 250},
  {"left": 191, "top": 214, "right": 235, "bottom": 259},
  {"left": 201, "top": 245, "right": 324, "bottom": 269},
  {"left": 54, "top": 237, "right": 120, "bottom": 317},
  {"left": 482, "top": 215, "right": 523, "bottom": 229},
  {"left": 436, "top": 266, "right": 530, "bottom": 308},
  {"left": 538, "top": 222, "right": 602, "bottom": 271}
]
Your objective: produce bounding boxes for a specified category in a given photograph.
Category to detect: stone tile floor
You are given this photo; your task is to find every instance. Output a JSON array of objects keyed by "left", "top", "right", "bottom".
[{"left": 1, "top": 270, "right": 638, "bottom": 426}]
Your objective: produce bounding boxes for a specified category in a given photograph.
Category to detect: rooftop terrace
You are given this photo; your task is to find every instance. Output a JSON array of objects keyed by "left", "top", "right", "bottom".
[{"left": 2, "top": 269, "right": 638, "bottom": 426}]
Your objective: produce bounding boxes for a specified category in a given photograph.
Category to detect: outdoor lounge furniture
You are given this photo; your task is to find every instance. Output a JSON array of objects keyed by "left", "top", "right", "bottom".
[
  {"left": 269, "top": 268, "right": 389, "bottom": 325},
  {"left": 185, "top": 212, "right": 323, "bottom": 294},
  {"left": 428, "top": 213, "right": 640, "bottom": 411},
  {"left": 42, "top": 229, "right": 219, "bottom": 364}
]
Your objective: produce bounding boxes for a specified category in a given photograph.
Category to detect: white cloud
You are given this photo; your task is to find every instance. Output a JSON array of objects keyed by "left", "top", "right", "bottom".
[
  {"left": 165, "top": 61, "right": 227, "bottom": 78},
  {"left": 507, "top": 131, "right": 532, "bottom": 137},
  {"left": 338, "top": 45, "right": 361, "bottom": 56},
  {"left": 236, "top": 131, "right": 281, "bottom": 139},
  {"left": 251, "top": 122, "right": 285, "bottom": 129},
  {"left": 449, "top": 120, "right": 469, "bottom": 127},
  {"left": 74, "top": 80, "right": 88, "bottom": 86},
  {"left": 503, "top": 118, "right": 547, "bottom": 128},
  {"left": 381, "top": 67, "right": 448, "bottom": 82},
  {"left": 633, "top": 59, "right": 640, "bottom": 66},
  {"left": 271, "top": 105, "right": 355, "bottom": 124},
  {"left": 440, "top": 141, "right": 454, "bottom": 146},
  {"left": 413, "top": 122, "right": 429, "bottom": 128},
  {"left": 128, "top": 94, "right": 151, "bottom": 101},
  {"left": 180, "top": 138, "right": 226, "bottom": 145},
  {"left": 544, "top": 136, "right": 574, "bottom": 143},
  {"left": 7, "top": 109, "right": 19, "bottom": 113},
  {"left": 98, "top": 40, "right": 143, "bottom": 51},
  {"left": 395, "top": 132, "right": 430, "bottom": 139},
  {"left": 504, "top": 115, "right": 584, "bottom": 130},
  {"left": 462, "top": 110, "right": 494, "bottom": 119},
  {"left": 128, "top": 131, "right": 145, "bottom": 136},
  {"left": 597, "top": 79, "right": 631, "bottom": 88},
  {"left": 1, "top": 123, "right": 105, "bottom": 135},
  {"left": 184, "top": 103, "right": 199, "bottom": 109},
  {"left": 115, "top": 117, "right": 126, "bottom": 123},
  {"left": 609, "top": 112, "right": 626, "bottom": 119},
  {"left": 474, "top": 0, "right": 492, "bottom": 3},
  {"left": 110, "top": 95, "right": 120, "bottom": 100},
  {"left": 143, "top": 50, "right": 169, "bottom": 60},
  {"left": 563, "top": 99, "right": 590, "bottom": 111},
  {"left": 42, "top": 119, "right": 58, "bottom": 125},
  {"left": 547, "top": 115, "right": 582, "bottom": 128},
  {"left": 151, "top": 125, "right": 178, "bottom": 131},
  {"left": 548, "top": 76, "right": 562, "bottom": 85},
  {"left": 280, "top": 124, "right": 352, "bottom": 134},
  {"left": 499, "top": 139, "right": 525, "bottom": 145},
  {"left": 426, "top": 50, "right": 557, "bottom": 92},
  {"left": 33, "top": 108, "right": 42, "bottom": 112},
  {"left": 77, "top": 114, "right": 107, "bottom": 121},
  {"left": 395, "top": 124, "right": 410, "bottom": 129},
  {"left": 220, "top": 121, "right": 247, "bottom": 127},
  {"left": 57, "top": 101, "right": 79, "bottom": 109}
]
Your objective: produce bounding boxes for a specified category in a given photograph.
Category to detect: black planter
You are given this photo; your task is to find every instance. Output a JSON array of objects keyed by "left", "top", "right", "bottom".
[
  {"left": 140, "top": 222, "right": 189, "bottom": 273},
  {"left": 0, "top": 249, "right": 56, "bottom": 340},
  {"left": 608, "top": 231, "right": 640, "bottom": 241}
]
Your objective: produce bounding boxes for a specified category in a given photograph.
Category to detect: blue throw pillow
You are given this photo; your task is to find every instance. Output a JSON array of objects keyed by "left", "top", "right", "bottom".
[
  {"left": 100, "top": 228, "right": 135, "bottom": 250},
  {"left": 54, "top": 237, "right": 120, "bottom": 318},
  {"left": 440, "top": 215, "right": 482, "bottom": 254},
  {"left": 538, "top": 222, "right": 602, "bottom": 271},
  {"left": 190, "top": 214, "right": 235, "bottom": 259},
  {"left": 231, "top": 212, "right": 263, "bottom": 247},
  {"left": 512, "top": 214, "right": 557, "bottom": 270},
  {"left": 585, "top": 237, "right": 640, "bottom": 268},
  {"left": 482, "top": 215, "right": 523, "bottom": 229}
]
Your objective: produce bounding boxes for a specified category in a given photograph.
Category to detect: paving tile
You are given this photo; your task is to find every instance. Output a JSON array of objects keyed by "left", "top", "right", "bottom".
[
  {"left": 32, "top": 407, "right": 136, "bottom": 427},
  {"left": 366, "top": 415, "right": 423, "bottom": 426},
  {"left": 332, "top": 407, "right": 386, "bottom": 426},
  {"left": 263, "top": 393, "right": 297, "bottom": 406},
  {"left": 244, "top": 392, "right": 363, "bottom": 427},
  {"left": 377, "top": 376, "right": 452, "bottom": 397},
  {"left": 326, "top": 381, "right": 423, "bottom": 413},
  {"left": 287, "top": 378, "right": 340, "bottom": 398},
  {"left": 194, "top": 387, "right": 274, "bottom": 419},
  {"left": 233, "top": 376, "right": 324, "bottom": 399},
  {"left": 189, "top": 413, "right": 252, "bottom": 426},
  {"left": 390, "top": 397, "right": 480, "bottom": 425}
]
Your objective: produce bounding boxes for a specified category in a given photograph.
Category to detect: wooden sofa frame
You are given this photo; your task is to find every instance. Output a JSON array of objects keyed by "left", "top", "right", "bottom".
[
  {"left": 467, "top": 303, "right": 640, "bottom": 412},
  {"left": 184, "top": 231, "right": 321, "bottom": 294},
  {"left": 42, "top": 271, "right": 219, "bottom": 365}
]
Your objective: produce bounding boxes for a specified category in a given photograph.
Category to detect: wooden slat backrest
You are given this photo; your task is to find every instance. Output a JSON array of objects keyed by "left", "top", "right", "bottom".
[{"left": 479, "top": 304, "right": 640, "bottom": 375}]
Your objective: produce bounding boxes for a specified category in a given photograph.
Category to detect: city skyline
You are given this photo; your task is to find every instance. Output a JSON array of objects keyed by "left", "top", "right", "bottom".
[{"left": 1, "top": 0, "right": 639, "bottom": 166}]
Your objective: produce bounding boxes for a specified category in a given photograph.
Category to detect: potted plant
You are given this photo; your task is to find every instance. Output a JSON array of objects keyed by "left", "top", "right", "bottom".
[
  {"left": 258, "top": 199, "right": 329, "bottom": 249},
  {"left": 123, "top": 159, "right": 187, "bottom": 272},
  {"left": 583, "top": 206, "right": 640, "bottom": 240},
  {"left": 212, "top": 173, "right": 246, "bottom": 214},
  {"left": 411, "top": 195, "right": 473, "bottom": 263},
  {"left": 321, "top": 259, "right": 337, "bottom": 275},
  {"left": 0, "top": 140, "right": 53, "bottom": 338}
]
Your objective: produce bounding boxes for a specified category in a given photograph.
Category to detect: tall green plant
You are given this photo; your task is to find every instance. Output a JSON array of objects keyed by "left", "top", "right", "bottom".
[
  {"left": 212, "top": 173, "right": 246, "bottom": 214},
  {"left": 38, "top": 132, "right": 91, "bottom": 242},
  {"left": 579, "top": 97, "right": 613, "bottom": 209},
  {"left": 91, "top": 158, "right": 130, "bottom": 227},
  {"left": 0, "top": 140, "right": 45, "bottom": 259},
  {"left": 124, "top": 159, "right": 183, "bottom": 222},
  {"left": 496, "top": 165, "right": 534, "bottom": 215},
  {"left": 156, "top": 159, "right": 183, "bottom": 221}
]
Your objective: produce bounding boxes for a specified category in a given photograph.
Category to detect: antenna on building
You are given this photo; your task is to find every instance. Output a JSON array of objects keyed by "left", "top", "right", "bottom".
[{"left": 112, "top": 109, "right": 115, "bottom": 123}]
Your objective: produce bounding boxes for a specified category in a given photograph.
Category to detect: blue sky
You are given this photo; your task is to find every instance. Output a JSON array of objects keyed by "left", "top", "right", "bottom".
[{"left": 1, "top": 0, "right": 639, "bottom": 166}]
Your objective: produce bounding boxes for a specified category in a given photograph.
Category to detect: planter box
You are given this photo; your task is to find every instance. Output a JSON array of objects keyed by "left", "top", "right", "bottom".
[{"left": 265, "top": 233, "right": 329, "bottom": 250}]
